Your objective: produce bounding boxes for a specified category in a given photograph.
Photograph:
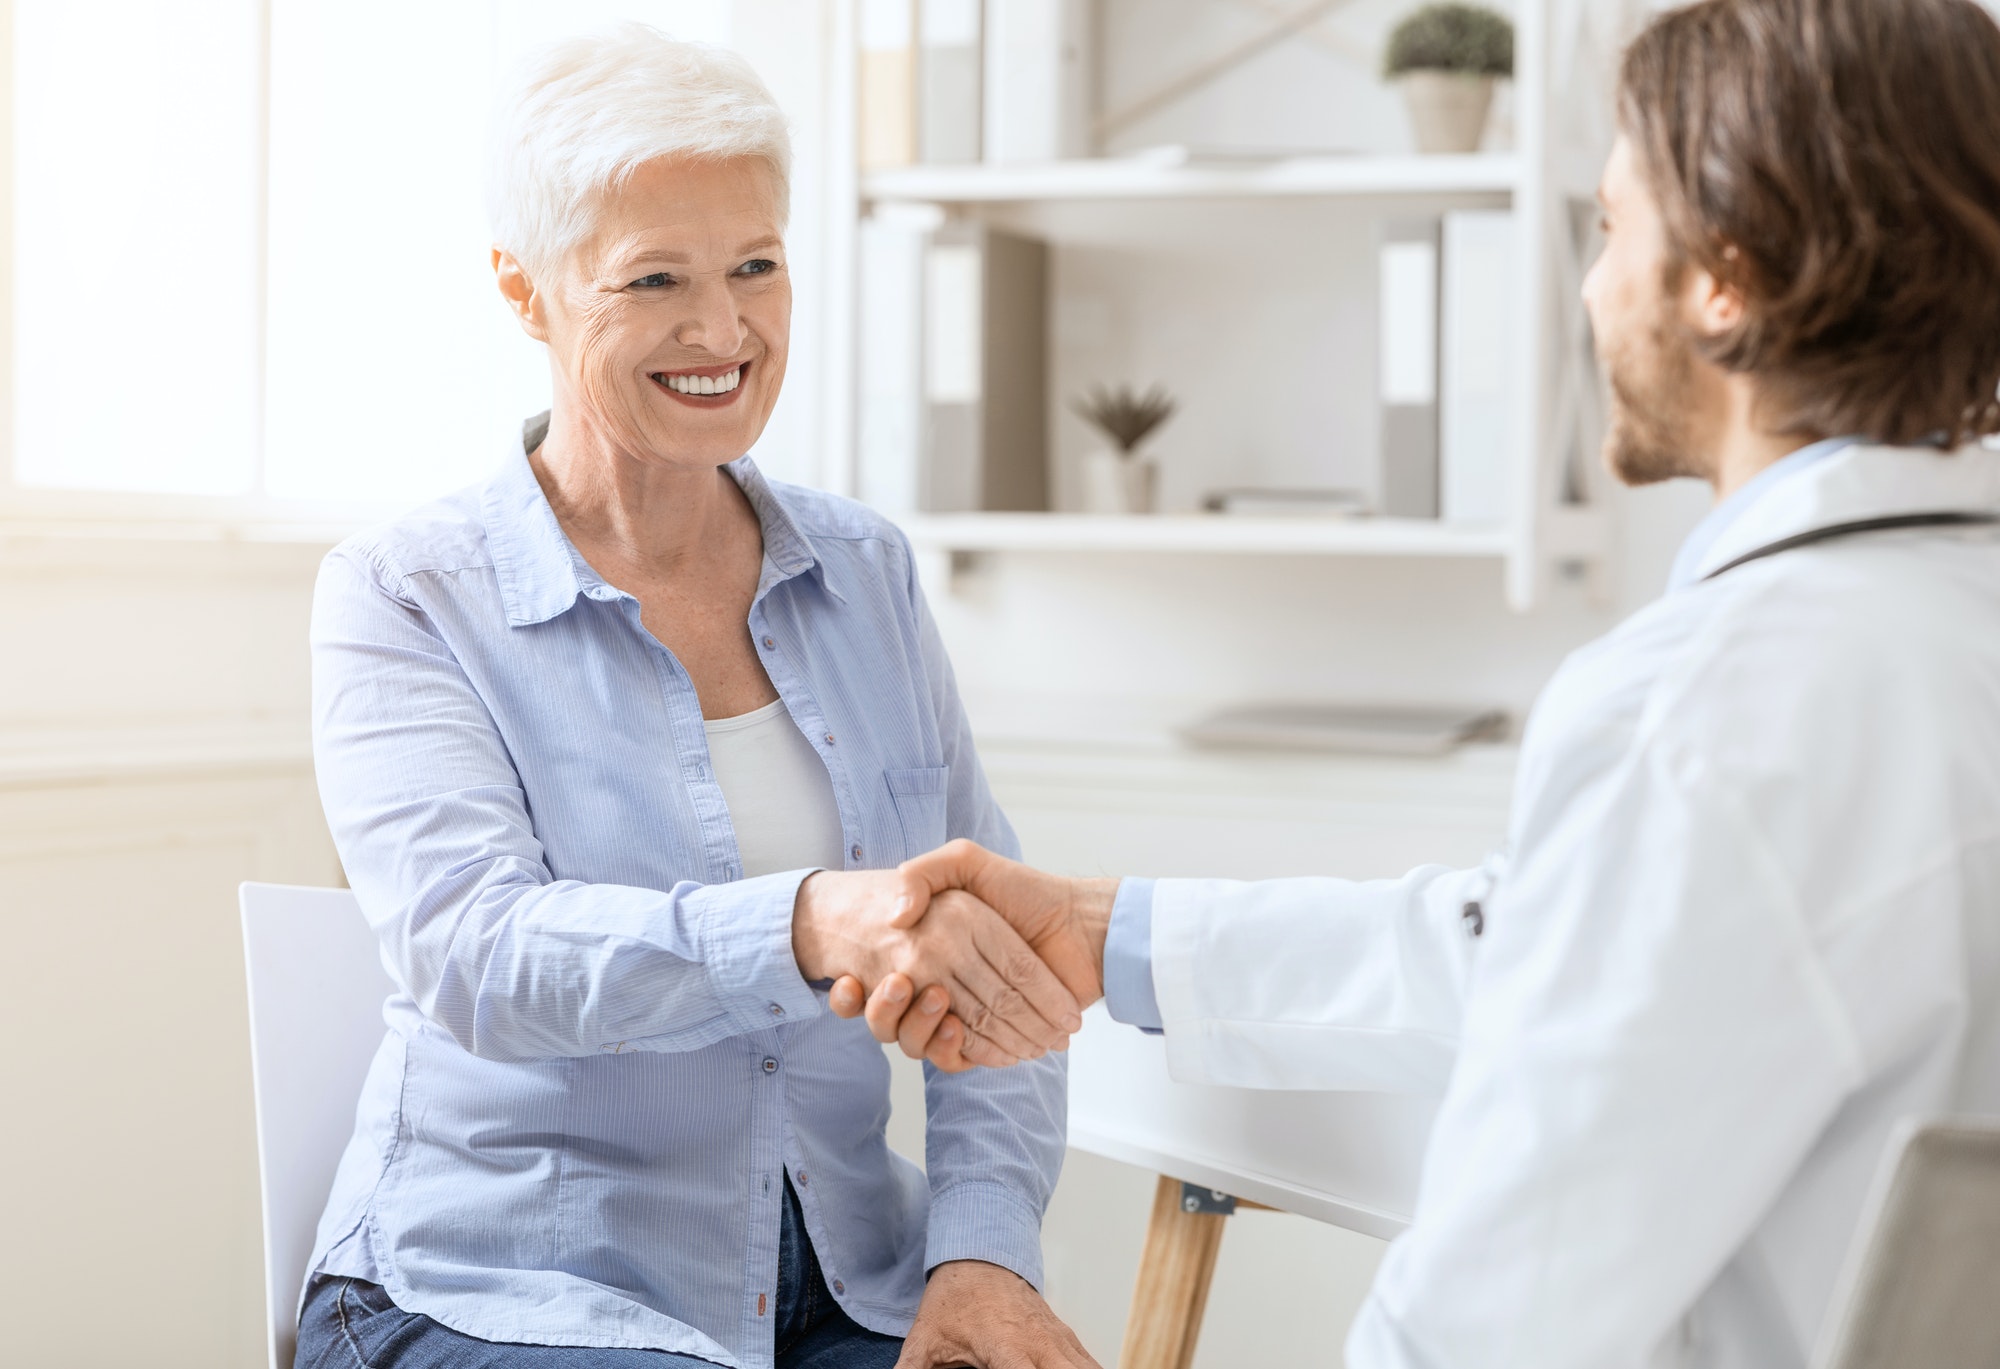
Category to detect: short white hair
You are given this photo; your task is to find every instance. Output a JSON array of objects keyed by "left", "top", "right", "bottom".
[{"left": 487, "top": 22, "right": 792, "bottom": 278}]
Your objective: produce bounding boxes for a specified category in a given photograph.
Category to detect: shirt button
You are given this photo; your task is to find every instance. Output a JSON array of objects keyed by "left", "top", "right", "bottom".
[
  {"left": 762, "top": 636, "right": 775, "bottom": 649},
  {"left": 762, "top": 1057, "right": 778, "bottom": 1074},
  {"left": 769, "top": 1003, "right": 785, "bottom": 1017},
  {"left": 797, "top": 1171, "right": 809, "bottom": 1186},
  {"left": 824, "top": 732, "right": 836, "bottom": 745},
  {"left": 833, "top": 1280, "right": 845, "bottom": 1295},
  {"left": 851, "top": 844, "right": 863, "bottom": 862}
]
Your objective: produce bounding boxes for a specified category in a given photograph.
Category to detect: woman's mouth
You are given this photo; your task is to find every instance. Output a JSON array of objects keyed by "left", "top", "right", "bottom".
[{"left": 651, "top": 361, "right": 748, "bottom": 406}]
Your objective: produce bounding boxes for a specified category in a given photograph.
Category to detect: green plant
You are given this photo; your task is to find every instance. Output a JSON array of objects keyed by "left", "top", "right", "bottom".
[
  {"left": 1070, "top": 383, "right": 1177, "bottom": 456},
  {"left": 1383, "top": 3, "right": 1514, "bottom": 79}
]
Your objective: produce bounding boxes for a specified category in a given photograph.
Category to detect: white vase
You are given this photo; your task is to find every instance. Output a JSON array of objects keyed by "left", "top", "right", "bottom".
[
  {"left": 1081, "top": 450, "right": 1159, "bottom": 514},
  {"left": 1400, "top": 72, "right": 1496, "bottom": 154}
]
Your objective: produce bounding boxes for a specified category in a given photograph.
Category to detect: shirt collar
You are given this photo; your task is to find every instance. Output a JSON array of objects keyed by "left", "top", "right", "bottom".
[
  {"left": 1668, "top": 435, "right": 1861, "bottom": 592},
  {"left": 480, "top": 413, "right": 837, "bottom": 628}
]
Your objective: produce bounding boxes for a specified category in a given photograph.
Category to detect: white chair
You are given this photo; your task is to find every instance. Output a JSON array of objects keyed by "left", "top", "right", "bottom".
[{"left": 241, "top": 882, "right": 394, "bottom": 1369}]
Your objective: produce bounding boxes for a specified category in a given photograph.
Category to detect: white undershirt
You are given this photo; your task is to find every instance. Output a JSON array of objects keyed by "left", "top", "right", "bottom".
[{"left": 703, "top": 699, "right": 846, "bottom": 879}]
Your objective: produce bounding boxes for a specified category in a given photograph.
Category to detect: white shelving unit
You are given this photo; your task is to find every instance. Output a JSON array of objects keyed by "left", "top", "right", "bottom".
[
  {"left": 863, "top": 152, "right": 1524, "bottom": 203},
  {"left": 829, "top": 0, "right": 1622, "bottom": 610},
  {"left": 900, "top": 511, "right": 1508, "bottom": 558}
]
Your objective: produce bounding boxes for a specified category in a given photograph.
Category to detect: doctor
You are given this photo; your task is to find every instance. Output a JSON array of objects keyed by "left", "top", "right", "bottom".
[{"left": 837, "top": 0, "right": 2000, "bottom": 1365}]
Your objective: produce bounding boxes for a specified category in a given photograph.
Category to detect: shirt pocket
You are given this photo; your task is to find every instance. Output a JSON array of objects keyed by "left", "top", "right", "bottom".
[{"left": 884, "top": 766, "right": 950, "bottom": 860}]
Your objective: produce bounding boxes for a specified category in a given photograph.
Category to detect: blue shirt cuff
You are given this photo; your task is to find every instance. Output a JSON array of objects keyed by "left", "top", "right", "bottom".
[{"left": 1102, "top": 878, "right": 1164, "bottom": 1033}]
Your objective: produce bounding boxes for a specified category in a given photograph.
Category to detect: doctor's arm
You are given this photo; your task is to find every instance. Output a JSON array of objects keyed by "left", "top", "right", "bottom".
[{"left": 852, "top": 842, "right": 1490, "bottom": 1093}]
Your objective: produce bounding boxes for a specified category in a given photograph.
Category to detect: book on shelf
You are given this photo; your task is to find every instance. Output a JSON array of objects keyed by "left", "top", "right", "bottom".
[
  {"left": 984, "top": 0, "right": 1093, "bottom": 162},
  {"left": 856, "top": 213, "right": 1051, "bottom": 514},
  {"left": 1181, "top": 703, "right": 1509, "bottom": 757},
  {"left": 923, "top": 220, "right": 1050, "bottom": 511},
  {"left": 920, "top": 0, "right": 982, "bottom": 163},
  {"left": 1379, "top": 218, "right": 1441, "bottom": 518},
  {"left": 856, "top": 214, "right": 926, "bottom": 513},
  {"left": 860, "top": 0, "right": 918, "bottom": 170},
  {"left": 1440, "top": 208, "right": 1518, "bottom": 524}
]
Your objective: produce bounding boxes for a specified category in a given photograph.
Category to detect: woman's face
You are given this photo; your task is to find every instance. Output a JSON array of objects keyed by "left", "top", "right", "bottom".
[{"left": 523, "top": 154, "right": 790, "bottom": 470}]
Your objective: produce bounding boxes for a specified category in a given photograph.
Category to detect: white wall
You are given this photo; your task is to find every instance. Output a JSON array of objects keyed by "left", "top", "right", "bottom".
[{"left": 0, "top": 534, "right": 342, "bottom": 1368}]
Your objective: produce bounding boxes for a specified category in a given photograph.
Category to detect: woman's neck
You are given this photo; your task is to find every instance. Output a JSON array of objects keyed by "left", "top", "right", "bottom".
[{"left": 530, "top": 401, "right": 752, "bottom": 577}]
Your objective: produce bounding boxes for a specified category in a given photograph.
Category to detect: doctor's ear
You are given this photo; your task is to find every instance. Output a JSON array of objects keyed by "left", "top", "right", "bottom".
[
  {"left": 493, "top": 247, "right": 550, "bottom": 343},
  {"left": 1684, "top": 243, "right": 1748, "bottom": 337}
]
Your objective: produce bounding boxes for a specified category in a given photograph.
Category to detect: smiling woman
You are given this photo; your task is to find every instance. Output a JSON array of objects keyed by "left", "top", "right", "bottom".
[
  {"left": 295, "top": 22, "right": 1098, "bottom": 1369},
  {"left": 496, "top": 154, "right": 793, "bottom": 493}
]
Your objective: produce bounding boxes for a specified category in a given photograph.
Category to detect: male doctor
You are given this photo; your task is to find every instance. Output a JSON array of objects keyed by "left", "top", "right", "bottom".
[{"left": 834, "top": 0, "right": 2000, "bottom": 1365}]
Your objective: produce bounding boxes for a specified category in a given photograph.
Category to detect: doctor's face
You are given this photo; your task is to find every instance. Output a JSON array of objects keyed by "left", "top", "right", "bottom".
[{"left": 1583, "top": 137, "right": 1711, "bottom": 486}]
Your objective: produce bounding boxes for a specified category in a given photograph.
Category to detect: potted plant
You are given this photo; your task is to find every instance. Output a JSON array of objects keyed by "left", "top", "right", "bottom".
[
  {"left": 1384, "top": 3, "right": 1514, "bottom": 155},
  {"left": 1071, "top": 384, "right": 1176, "bottom": 514}
]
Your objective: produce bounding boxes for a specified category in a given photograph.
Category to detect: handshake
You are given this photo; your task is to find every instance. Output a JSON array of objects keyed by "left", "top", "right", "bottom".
[{"left": 790, "top": 840, "right": 1120, "bottom": 1071}]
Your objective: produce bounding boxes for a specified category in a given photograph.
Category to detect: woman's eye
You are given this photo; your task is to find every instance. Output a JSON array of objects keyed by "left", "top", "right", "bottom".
[
  {"left": 630, "top": 272, "right": 674, "bottom": 288},
  {"left": 736, "top": 258, "right": 778, "bottom": 276}
]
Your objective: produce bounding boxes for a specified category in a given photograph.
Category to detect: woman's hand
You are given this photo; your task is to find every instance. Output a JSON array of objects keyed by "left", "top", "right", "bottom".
[
  {"left": 897, "top": 1261, "right": 1102, "bottom": 1369},
  {"left": 828, "top": 843, "right": 1117, "bottom": 1071},
  {"left": 792, "top": 869, "right": 1082, "bottom": 1064}
]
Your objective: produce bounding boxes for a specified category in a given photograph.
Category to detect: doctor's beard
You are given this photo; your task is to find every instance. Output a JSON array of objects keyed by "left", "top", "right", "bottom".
[{"left": 1600, "top": 300, "right": 1705, "bottom": 487}]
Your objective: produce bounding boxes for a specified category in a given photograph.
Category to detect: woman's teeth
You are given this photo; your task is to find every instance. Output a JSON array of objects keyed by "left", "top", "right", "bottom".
[{"left": 658, "top": 366, "right": 743, "bottom": 396}]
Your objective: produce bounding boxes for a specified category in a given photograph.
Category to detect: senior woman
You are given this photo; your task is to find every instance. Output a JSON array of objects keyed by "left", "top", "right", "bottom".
[{"left": 295, "top": 27, "right": 1097, "bottom": 1369}]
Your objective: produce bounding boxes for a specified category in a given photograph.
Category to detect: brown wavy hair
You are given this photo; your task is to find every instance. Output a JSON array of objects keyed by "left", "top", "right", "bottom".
[{"left": 1618, "top": 0, "right": 2000, "bottom": 447}]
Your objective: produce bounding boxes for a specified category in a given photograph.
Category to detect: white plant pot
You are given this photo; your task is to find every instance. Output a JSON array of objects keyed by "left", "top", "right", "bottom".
[
  {"left": 1081, "top": 450, "right": 1159, "bottom": 514},
  {"left": 1400, "top": 72, "right": 1497, "bottom": 155}
]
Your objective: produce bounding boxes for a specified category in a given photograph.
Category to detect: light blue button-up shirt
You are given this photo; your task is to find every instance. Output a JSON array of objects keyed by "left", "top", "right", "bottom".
[{"left": 307, "top": 424, "right": 1065, "bottom": 1368}]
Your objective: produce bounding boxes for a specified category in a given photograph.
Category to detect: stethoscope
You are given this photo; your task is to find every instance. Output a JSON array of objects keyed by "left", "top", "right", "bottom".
[
  {"left": 1702, "top": 510, "right": 2000, "bottom": 581},
  {"left": 1456, "top": 507, "right": 2000, "bottom": 940}
]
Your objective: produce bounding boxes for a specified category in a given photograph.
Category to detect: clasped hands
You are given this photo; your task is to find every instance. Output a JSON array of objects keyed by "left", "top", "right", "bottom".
[{"left": 791, "top": 840, "right": 1118, "bottom": 1070}]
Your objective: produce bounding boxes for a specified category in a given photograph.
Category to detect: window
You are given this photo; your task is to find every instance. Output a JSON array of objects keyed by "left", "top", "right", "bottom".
[{"left": 6, "top": 0, "right": 791, "bottom": 518}]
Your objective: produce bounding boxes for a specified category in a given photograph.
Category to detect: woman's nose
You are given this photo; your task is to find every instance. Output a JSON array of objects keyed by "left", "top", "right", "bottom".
[{"left": 674, "top": 275, "right": 746, "bottom": 354}]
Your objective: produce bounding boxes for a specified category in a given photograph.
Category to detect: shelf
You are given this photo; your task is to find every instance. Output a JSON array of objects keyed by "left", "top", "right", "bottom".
[
  {"left": 899, "top": 512, "right": 1511, "bottom": 558},
  {"left": 862, "top": 153, "right": 1521, "bottom": 204}
]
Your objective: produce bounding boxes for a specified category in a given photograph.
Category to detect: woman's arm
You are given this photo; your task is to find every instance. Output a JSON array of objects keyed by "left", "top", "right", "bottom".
[{"left": 312, "top": 543, "right": 1072, "bottom": 1063}]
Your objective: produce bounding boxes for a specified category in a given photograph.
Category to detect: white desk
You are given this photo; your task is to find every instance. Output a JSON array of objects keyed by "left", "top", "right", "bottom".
[{"left": 1067, "top": 1003, "right": 1435, "bottom": 1240}]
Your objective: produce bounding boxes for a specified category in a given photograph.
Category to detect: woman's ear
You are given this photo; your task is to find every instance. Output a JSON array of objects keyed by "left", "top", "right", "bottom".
[{"left": 493, "top": 247, "right": 550, "bottom": 343}]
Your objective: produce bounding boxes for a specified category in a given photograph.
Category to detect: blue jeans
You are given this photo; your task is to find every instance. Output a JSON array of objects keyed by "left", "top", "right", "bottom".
[{"left": 296, "top": 1177, "right": 904, "bottom": 1368}]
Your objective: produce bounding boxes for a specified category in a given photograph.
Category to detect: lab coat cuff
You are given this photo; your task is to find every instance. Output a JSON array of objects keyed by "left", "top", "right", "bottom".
[
  {"left": 1103, "top": 878, "right": 1165, "bottom": 1033},
  {"left": 923, "top": 1180, "right": 1046, "bottom": 1290},
  {"left": 695, "top": 867, "right": 824, "bottom": 1033}
]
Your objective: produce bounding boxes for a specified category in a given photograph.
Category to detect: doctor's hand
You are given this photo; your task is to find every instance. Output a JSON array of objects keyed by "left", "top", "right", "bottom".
[
  {"left": 793, "top": 869, "right": 1082, "bottom": 1066},
  {"left": 827, "top": 842, "right": 1117, "bottom": 1071}
]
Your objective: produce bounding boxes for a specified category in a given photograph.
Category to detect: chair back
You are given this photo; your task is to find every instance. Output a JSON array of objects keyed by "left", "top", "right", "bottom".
[
  {"left": 240, "top": 882, "right": 393, "bottom": 1369},
  {"left": 1819, "top": 1119, "right": 2000, "bottom": 1369}
]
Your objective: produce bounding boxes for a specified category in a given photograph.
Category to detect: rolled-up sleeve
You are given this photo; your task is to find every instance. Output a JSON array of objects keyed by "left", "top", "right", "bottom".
[
  {"left": 312, "top": 544, "right": 823, "bottom": 1063},
  {"left": 898, "top": 544, "right": 1065, "bottom": 1286}
]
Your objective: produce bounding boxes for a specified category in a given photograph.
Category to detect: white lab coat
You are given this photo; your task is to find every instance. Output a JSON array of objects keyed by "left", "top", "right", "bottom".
[{"left": 1145, "top": 443, "right": 2000, "bottom": 1368}]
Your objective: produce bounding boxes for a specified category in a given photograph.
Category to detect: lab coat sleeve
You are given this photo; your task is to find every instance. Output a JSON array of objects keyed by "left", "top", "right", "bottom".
[
  {"left": 1346, "top": 738, "right": 1865, "bottom": 1369},
  {"left": 896, "top": 534, "right": 1065, "bottom": 1290},
  {"left": 1149, "top": 863, "right": 1490, "bottom": 1093},
  {"left": 311, "top": 544, "right": 825, "bottom": 1064}
]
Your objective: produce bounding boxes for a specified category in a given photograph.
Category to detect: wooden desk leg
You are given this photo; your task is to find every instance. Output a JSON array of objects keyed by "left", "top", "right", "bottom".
[{"left": 1120, "top": 1175, "right": 1232, "bottom": 1369}]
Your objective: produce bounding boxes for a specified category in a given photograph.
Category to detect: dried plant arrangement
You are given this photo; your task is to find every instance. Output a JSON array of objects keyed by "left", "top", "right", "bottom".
[{"left": 1070, "top": 383, "right": 1178, "bottom": 457}]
